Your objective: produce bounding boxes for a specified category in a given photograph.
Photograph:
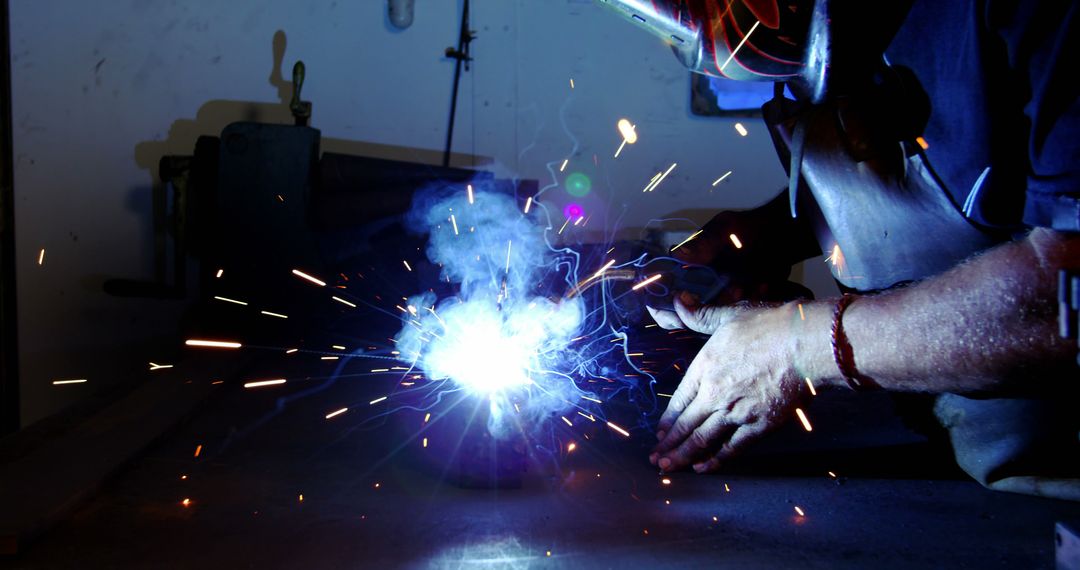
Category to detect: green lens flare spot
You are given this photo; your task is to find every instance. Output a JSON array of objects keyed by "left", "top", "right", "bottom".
[{"left": 565, "top": 172, "right": 592, "bottom": 198}]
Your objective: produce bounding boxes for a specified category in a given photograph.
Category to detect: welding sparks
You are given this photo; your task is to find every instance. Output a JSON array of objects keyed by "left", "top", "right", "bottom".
[
  {"left": 403, "top": 260, "right": 413, "bottom": 272},
  {"left": 671, "top": 230, "right": 704, "bottom": 252},
  {"left": 606, "top": 421, "right": 630, "bottom": 437},
  {"left": 570, "top": 78, "right": 575, "bottom": 89},
  {"left": 794, "top": 408, "right": 813, "bottom": 432},
  {"left": 580, "top": 395, "right": 602, "bottom": 404},
  {"left": 185, "top": 339, "right": 242, "bottom": 349},
  {"left": 805, "top": 378, "right": 817, "bottom": 396},
  {"left": 591, "top": 260, "right": 616, "bottom": 281},
  {"left": 37, "top": 248, "right": 45, "bottom": 265},
  {"left": 559, "top": 158, "right": 568, "bottom": 172},
  {"left": 798, "top": 303, "right": 805, "bottom": 321},
  {"left": 794, "top": 506, "right": 806, "bottom": 517},
  {"left": 331, "top": 296, "right": 357, "bottom": 308},
  {"left": 734, "top": 122, "right": 749, "bottom": 137},
  {"left": 657, "top": 392, "right": 673, "bottom": 398},
  {"left": 632, "top": 274, "right": 662, "bottom": 291},
  {"left": 369, "top": 396, "right": 388, "bottom": 405},
  {"left": 643, "top": 163, "right": 677, "bottom": 192},
  {"left": 325, "top": 407, "right": 348, "bottom": 419},
  {"left": 505, "top": 240, "right": 513, "bottom": 273},
  {"left": 560, "top": 416, "right": 573, "bottom": 427},
  {"left": 321, "top": 356, "right": 339, "bottom": 361},
  {"left": 194, "top": 445, "right": 202, "bottom": 457},
  {"left": 729, "top": 233, "right": 743, "bottom": 249},
  {"left": 244, "top": 379, "right": 286, "bottom": 389},
  {"left": 616, "top": 118, "right": 638, "bottom": 145},
  {"left": 712, "top": 171, "right": 733, "bottom": 186},
  {"left": 213, "top": 296, "right": 247, "bottom": 306},
  {"left": 215, "top": 268, "right": 223, "bottom": 278},
  {"left": 524, "top": 196, "right": 533, "bottom": 214},
  {"left": 661, "top": 478, "right": 671, "bottom": 485},
  {"left": 826, "top": 244, "right": 846, "bottom": 276},
  {"left": 181, "top": 498, "right": 192, "bottom": 508},
  {"left": 450, "top": 214, "right": 459, "bottom": 235},
  {"left": 261, "top": 310, "right": 288, "bottom": 319},
  {"left": 466, "top": 184, "right": 474, "bottom": 204},
  {"left": 558, "top": 217, "right": 571, "bottom": 234},
  {"left": 720, "top": 20, "right": 761, "bottom": 72},
  {"left": 292, "top": 269, "right": 326, "bottom": 287},
  {"left": 52, "top": 379, "right": 87, "bottom": 385},
  {"left": 916, "top": 136, "right": 930, "bottom": 150},
  {"left": 148, "top": 362, "right": 173, "bottom": 371},
  {"left": 567, "top": 442, "right": 577, "bottom": 452}
]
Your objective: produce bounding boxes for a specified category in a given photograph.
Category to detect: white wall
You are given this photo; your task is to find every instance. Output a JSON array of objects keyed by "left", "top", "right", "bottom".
[{"left": 9, "top": 0, "right": 806, "bottom": 426}]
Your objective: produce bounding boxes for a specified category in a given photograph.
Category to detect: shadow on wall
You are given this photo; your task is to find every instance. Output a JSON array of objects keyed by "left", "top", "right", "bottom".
[{"left": 128, "top": 29, "right": 491, "bottom": 291}]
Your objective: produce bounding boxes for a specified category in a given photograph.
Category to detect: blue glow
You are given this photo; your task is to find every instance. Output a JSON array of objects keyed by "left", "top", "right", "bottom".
[{"left": 396, "top": 184, "right": 588, "bottom": 437}]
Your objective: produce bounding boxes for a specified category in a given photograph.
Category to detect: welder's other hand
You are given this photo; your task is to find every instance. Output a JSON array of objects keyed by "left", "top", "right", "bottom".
[
  {"left": 649, "top": 302, "right": 805, "bottom": 473},
  {"left": 645, "top": 291, "right": 743, "bottom": 332}
]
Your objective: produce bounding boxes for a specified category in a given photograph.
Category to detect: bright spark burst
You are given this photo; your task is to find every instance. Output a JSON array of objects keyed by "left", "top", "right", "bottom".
[
  {"left": 148, "top": 362, "right": 173, "bottom": 371},
  {"left": 185, "top": 339, "right": 242, "bottom": 349},
  {"left": 567, "top": 442, "right": 577, "bottom": 452},
  {"left": 720, "top": 20, "right": 761, "bottom": 72},
  {"left": 632, "top": 274, "right": 662, "bottom": 291},
  {"left": 643, "top": 163, "right": 677, "bottom": 192},
  {"left": 591, "top": 259, "right": 615, "bottom": 280},
  {"left": 331, "top": 296, "right": 357, "bottom": 308},
  {"left": 606, "top": 421, "right": 630, "bottom": 437},
  {"left": 292, "top": 269, "right": 326, "bottom": 287},
  {"left": 795, "top": 408, "right": 813, "bottom": 431},
  {"left": 711, "top": 171, "right": 732, "bottom": 186},
  {"left": 826, "top": 244, "right": 846, "bottom": 276},
  {"left": 325, "top": 407, "right": 348, "bottom": 419},
  {"left": 244, "top": 379, "right": 287, "bottom": 389},
  {"left": 671, "top": 230, "right": 703, "bottom": 252}
]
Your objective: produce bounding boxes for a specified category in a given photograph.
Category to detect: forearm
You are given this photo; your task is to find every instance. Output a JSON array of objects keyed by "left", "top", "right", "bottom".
[{"left": 792, "top": 228, "right": 1079, "bottom": 394}]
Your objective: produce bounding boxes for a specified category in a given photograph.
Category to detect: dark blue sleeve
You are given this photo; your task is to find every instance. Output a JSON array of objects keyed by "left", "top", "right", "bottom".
[{"left": 1001, "top": 1, "right": 1080, "bottom": 231}]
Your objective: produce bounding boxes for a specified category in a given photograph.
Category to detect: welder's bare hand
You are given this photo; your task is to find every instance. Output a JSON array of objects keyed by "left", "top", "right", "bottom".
[{"left": 649, "top": 298, "right": 805, "bottom": 473}]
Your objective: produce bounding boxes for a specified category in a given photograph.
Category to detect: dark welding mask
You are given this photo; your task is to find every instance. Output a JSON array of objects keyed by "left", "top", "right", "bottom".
[{"left": 595, "top": 0, "right": 912, "bottom": 103}]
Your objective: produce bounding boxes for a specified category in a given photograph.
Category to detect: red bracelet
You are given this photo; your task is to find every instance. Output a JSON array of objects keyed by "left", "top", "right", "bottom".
[{"left": 831, "top": 294, "right": 877, "bottom": 390}]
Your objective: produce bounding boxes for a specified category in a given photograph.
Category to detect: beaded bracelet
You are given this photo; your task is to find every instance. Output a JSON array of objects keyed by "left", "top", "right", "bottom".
[{"left": 831, "top": 294, "right": 877, "bottom": 390}]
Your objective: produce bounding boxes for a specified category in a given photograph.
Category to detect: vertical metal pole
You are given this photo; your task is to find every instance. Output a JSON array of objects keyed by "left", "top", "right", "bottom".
[
  {"left": 442, "top": 0, "right": 469, "bottom": 168},
  {"left": 0, "top": 0, "right": 19, "bottom": 433}
]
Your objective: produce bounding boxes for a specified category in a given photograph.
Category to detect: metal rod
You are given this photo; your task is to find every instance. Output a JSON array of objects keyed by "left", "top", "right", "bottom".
[{"left": 443, "top": 0, "right": 470, "bottom": 168}]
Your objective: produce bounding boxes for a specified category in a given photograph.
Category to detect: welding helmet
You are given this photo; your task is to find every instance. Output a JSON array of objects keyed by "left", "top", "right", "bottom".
[{"left": 596, "top": 0, "right": 912, "bottom": 102}]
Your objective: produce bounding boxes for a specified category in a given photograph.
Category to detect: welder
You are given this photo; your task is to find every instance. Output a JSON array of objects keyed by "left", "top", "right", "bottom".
[{"left": 599, "top": 0, "right": 1080, "bottom": 499}]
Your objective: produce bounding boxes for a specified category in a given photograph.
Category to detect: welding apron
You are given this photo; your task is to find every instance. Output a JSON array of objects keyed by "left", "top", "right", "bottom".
[{"left": 763, "top": 84, "right": 1080, "bottom": 501}]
